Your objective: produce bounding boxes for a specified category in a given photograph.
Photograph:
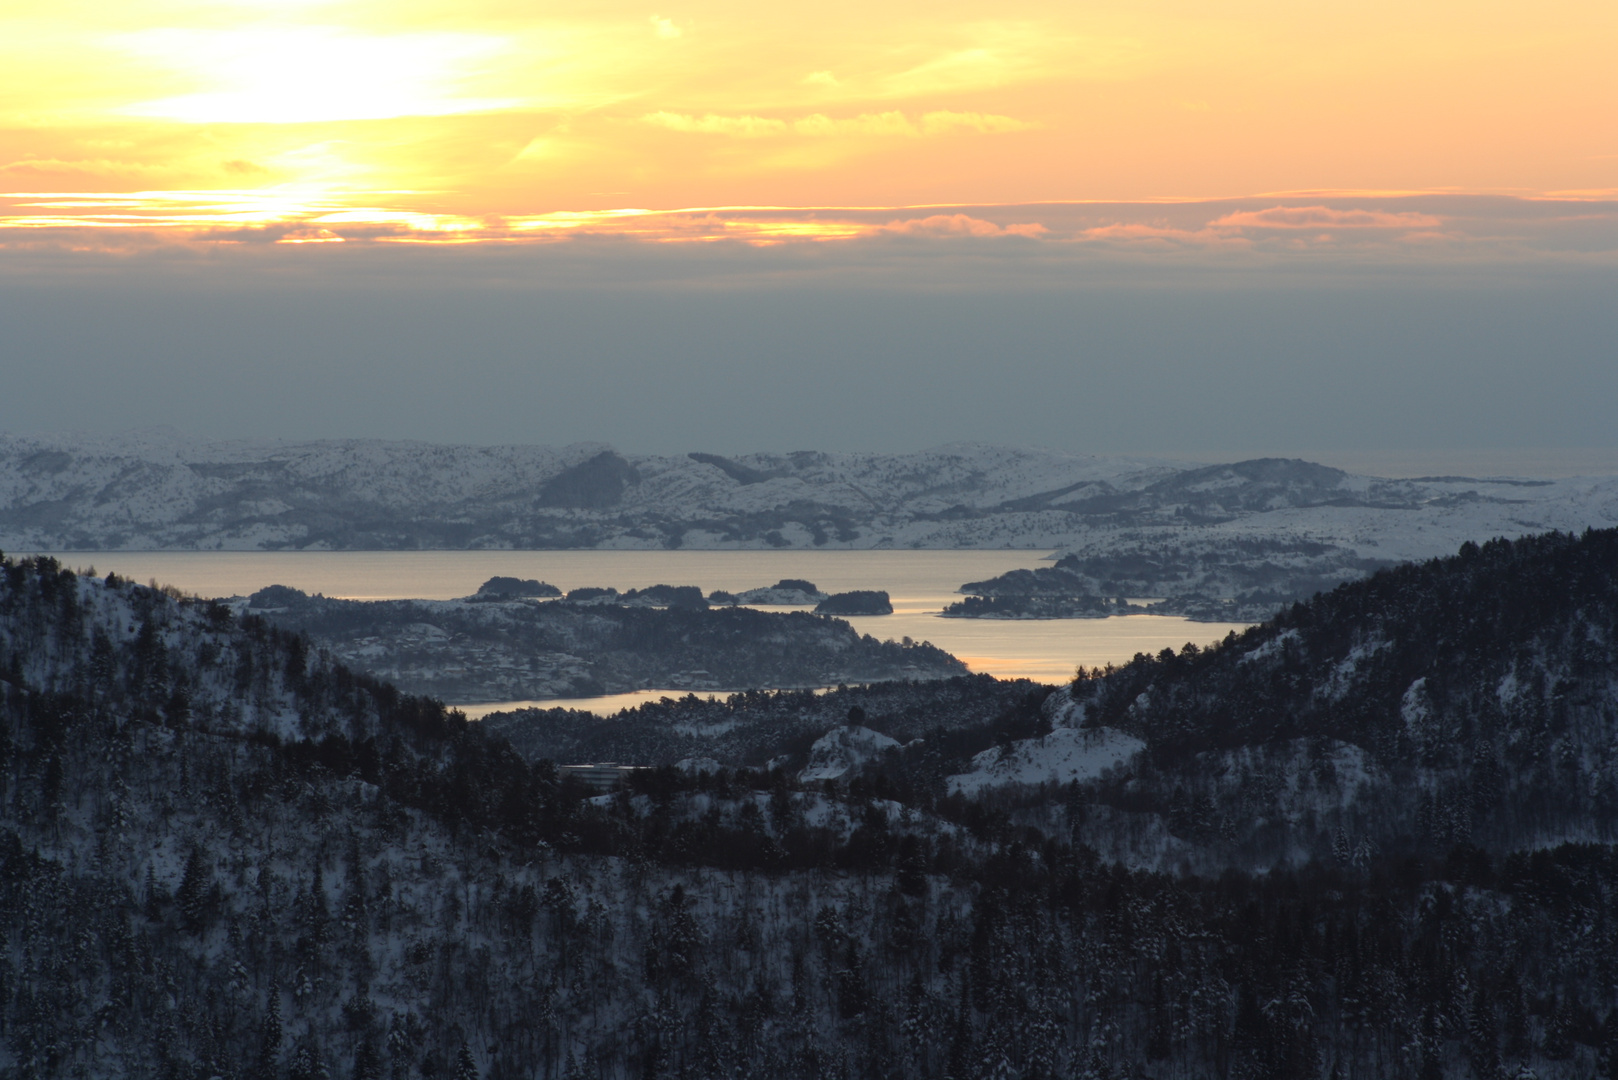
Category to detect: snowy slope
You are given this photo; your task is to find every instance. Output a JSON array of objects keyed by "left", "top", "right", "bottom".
[{"left": 0, "top": 432, "right": 1175, "bottom": 551}]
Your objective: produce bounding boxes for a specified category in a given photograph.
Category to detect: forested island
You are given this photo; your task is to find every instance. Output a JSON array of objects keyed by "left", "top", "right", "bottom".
[
  {"left": 239, "top": 584, "right": 955, "bottom": 701},
  {"left": 813, "top": 590, "right": 893, "bottom": 616},
  {"left": 945, "top": 540, "right": 1384, "bottom": 621}
]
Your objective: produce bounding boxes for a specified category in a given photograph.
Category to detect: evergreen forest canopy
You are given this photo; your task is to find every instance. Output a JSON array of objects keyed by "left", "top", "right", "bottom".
[{"left": 3, "top": 530, "right": 1618, "bottom": 1078}]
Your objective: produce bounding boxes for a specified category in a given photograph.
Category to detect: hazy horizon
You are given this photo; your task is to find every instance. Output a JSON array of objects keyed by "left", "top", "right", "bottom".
[{"left": 5, "top": 244, "right": 1615, "bottom": 465}]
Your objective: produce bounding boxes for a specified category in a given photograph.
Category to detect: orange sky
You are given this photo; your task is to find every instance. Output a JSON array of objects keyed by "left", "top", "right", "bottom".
[{"left": 1, "top": 0, "right": 1614, "bottom": 242}]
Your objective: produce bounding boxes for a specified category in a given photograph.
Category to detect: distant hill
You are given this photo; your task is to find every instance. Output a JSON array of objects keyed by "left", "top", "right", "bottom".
[{"left": 0, "top": 432, "right": 1176, "bottom": 550}]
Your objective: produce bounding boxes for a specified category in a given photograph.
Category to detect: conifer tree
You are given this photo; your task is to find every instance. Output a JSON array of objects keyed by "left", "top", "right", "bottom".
[
  {"left": 259, "top": 983, "right": 283, "bottom": 1080},
  {"left": 1598, "top": 1009, "right": 1618, "bottom": 1080},
  {"left": 177, "top": 844, "right": 211, "bottom": 933},
  {"left": 454, "top": 1039, "right": 479, "bottom": 1080},
  {"left": 353, "top": 1041, "right": 382, "bottom": 1080}
]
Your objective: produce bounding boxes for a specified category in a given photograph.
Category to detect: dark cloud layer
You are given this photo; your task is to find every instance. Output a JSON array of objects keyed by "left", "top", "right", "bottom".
[{"left": 1, "top": 224, "right": 1613, "bottom": 457}]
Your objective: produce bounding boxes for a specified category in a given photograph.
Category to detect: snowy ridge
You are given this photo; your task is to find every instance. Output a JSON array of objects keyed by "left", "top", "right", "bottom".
[
  {"left": 8, "top": 434, "right": 1618, "bottom": 565},
  {"left": 0, "top": 433, "right": 1172, "bottom": 550}
]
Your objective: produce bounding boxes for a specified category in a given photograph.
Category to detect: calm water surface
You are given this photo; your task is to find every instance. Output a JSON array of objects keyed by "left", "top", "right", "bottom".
[{"left": 38, "top": 550, "right": 1251, "bottom": 714}]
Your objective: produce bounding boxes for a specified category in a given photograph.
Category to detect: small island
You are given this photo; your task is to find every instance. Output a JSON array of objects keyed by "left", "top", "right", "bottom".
[
  {"left": 941, "top": 594, "right": 1131, "bottom": 619},
  {"left": 475, "top": 575, "right": 562, "bottom": 597},
  {"left": 721, "top": 578, "right": 829, "bottom": 605},
  {"left": 814, "top": 589, "right": 892, "bottom": 615},
  {"left": 565, "top": 584, "right": 709, "bottom": 608}
]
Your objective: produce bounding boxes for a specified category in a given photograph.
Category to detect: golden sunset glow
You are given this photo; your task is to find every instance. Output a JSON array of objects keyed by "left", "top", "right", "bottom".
[{"left": 1, "top": 0, "right": 1614, "bottom": 246}]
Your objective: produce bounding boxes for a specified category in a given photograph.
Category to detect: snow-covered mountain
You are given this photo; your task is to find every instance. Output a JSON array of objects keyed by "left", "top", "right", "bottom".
[
  {"left": 0, "top": 431, "right": 1173, "bottom": 550},
  {"left": 9, "top": 433, "right": 1616, "bottom": 568}
]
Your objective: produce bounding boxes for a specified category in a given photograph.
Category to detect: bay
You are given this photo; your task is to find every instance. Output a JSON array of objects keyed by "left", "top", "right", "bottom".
[{"left": 35, "top": 550, "right": 1252, "bottom": 714}]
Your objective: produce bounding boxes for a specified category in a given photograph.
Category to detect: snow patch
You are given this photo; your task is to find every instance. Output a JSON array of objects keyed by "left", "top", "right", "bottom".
[
  {"left": 1042, "top": 684, "right": 1090, "bottom": 729},
  {"left": 1317, "top": 637, "right": 1388, "bottom": 702},
  {"left": 1401, "top": 677, "right": 1431, "bottom": 732},
  {"left": 798, "top": 725, "right": 900, "bottom": 782},
  {"left": 947, "top": 726, "right": 1145, "bottom": 795},
  {"left": 1239, "top": 629, "right": 1299, "bottom": 665}
]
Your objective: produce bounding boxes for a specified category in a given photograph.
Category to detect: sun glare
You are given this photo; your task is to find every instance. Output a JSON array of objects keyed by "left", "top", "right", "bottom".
[{"left": 117, "top": 26, "right": 518, "bottom": 124}]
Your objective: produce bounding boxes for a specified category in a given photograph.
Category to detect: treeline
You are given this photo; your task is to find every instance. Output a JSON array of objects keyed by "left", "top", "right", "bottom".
[{"left": 481, "top": 676, "right": 1047, "bottom": 769}]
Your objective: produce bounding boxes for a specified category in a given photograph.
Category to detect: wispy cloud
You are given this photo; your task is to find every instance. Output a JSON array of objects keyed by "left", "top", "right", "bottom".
[
  {"left": 879, "top": 214, "right": 1047, "bottom": 238},
  {"left": 2, "top": 191, "right": 1613, "bottom": 264},
  {"left": 919, "top": 111, "right": 1037, "bottom": 135},
  {"left": 642, "top": 112, "right": 788, "bottom": 137},
  {"left": 1208, "top": 206, "right": 1443, "bottom": 230},
  {"left": 642, "top": 110, "right": 1034, "bottom": 139},
  {"left": 793, "top": 111, "right": 919, "bottom": 137},
  {"left": 0, "top": 158, "right": 172, "bottom": 180}
]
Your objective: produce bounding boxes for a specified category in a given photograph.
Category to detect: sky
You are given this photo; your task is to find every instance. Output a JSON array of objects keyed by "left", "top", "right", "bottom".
[{"left": 1, "top": 0, "right": 1615, "bottom": 460}]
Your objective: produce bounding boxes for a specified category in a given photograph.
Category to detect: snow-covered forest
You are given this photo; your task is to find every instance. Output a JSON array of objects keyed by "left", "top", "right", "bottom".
[{"left": 5, "top": 531, "right": 1618, "bottom": 1077}]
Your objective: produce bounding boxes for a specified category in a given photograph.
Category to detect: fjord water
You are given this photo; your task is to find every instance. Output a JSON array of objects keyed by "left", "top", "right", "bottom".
[{"left": 41, "top": 549, "right": 1251, "bottom": 713}]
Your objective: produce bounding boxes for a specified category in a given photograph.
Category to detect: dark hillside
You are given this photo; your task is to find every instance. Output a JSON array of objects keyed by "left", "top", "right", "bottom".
[{"left": 1069, "top": 527, "right": 1618, "bottom": 854}]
